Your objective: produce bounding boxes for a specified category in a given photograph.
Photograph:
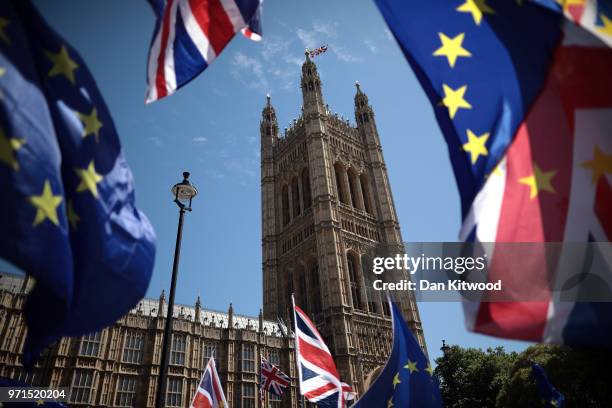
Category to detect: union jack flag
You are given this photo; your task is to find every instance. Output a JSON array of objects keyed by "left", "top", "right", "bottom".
[
  {"left": 190, "top": 357, "right": 227, "bottom": 408},
  {"left": 145, "top": 0, "right": 263, "bottom": 103},
  {"left": 259, "top": 356, "right": 290, "bottom": 398},
  {"left": 293, "top": 297, "right": 347, "bottom": 408},
  {"left": 308, "top": 45, "right": 328, "bottom": 58}
]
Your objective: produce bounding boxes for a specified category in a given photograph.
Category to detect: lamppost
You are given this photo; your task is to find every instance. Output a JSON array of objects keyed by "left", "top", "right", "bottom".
[{"left": 155, "top": 172, "right": 198, "bottom": 408}]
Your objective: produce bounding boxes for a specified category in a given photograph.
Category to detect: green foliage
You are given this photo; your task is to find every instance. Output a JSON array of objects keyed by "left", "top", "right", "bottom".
[
  {"left": 434, "top": 345, "right": 517, "bottom": 408},
  {"left": 434, "top": 343, "right": 612, "bottom": 408},
  {"left": 497, "top": 344, "right": 612, "bottom": 408}
]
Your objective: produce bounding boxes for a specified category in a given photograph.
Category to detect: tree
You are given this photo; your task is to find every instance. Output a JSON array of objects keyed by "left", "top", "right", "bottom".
[
  {"left": 496, "top": 344, "right": 612, "bottom": 408},
  {"left": 434, "top": 345, "right": 517, "bottom": 408}
]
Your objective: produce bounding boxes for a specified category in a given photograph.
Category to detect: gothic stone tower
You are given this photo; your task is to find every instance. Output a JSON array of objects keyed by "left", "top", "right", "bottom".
[{"left": 260, "top": 53, "right": 424, "bottom": 395}]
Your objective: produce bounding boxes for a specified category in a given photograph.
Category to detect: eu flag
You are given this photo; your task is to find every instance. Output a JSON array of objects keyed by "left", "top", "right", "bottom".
[
  {"left": 353, "top": 300, "right": 442, "bottom": 407},
  {"left": 0, "top": 0, "right": 156, "bottom": 366},
  {"left": 531, "top": 362, "right": 565, "bottom": 408},
  {"left": 373, "top": 0, "right": 562, "bottom": 218}
]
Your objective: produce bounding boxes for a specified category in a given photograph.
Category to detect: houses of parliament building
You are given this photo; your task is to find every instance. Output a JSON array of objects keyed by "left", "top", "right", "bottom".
[{"left": 0, "top": 53, "right": 424, "bottom": 407}]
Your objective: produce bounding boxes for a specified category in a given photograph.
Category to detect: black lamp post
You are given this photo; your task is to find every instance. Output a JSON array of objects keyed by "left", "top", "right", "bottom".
[
  {"left": 155, "top": 172, "right": 197, "bottom": 408},
  {"left": 441, "top": 339, "right": 450, "bottom": 356}
]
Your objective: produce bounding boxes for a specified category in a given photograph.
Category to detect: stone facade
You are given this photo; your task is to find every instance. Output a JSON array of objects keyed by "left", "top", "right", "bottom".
[
  {"left": 0, "top": 274, "right": 298, "bottom": 408},
  {"left": 261, "top": 53, "right": 424, "bottom": 395}
]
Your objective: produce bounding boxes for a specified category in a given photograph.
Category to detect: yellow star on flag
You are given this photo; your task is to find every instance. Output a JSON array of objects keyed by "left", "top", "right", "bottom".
[
  {"left": 0, "top": 17, "right": 10, "bottom": 45},
  {"left": 392, "top": 372, "right": 401, "bottom": 389},
  {"left": 67, "top": 200, "right": 80, "bottom": 230},
  {"left": 75, "top": 108, "right": 103, "bottom": 142},
  {"left": 518, "top": 164, "right": 556, "bottom": 199},
  {"left": 75, "top": 161, "right": 103, "bottom": 198},
  {"left": 36, "top": 399, "right": 44, "bottom": 406},
  {"left": 581, "top": 145, "right": 612, "bottom": 184},
  {"left": 387, "top": 398, "right": 394, "bottom": 408},
  {"left": 404, "top": 359, "right": 419, "bottom": 374},
  {"left": 433, "top": 33, "right": 472, "bottom": 68},
  {"left": 45, "top": 45, "right": 79, "bottom": 84},
  {"left": 457, "top": 0, "right": 495, "bottom": 25},
  {"left": 29, "top": 180, "right": 63, "bottom": 227},
  {"left": 597, "top": 14, "right": 612, "bottom": 37},
  {"left": 442, "top": 84, "right": 472, "bottom": 119},
  {"left": 425, "top": 364, "right": 434, "bottom": 376},
  {"left": 463, "top": 129, "right": 490, "bottom": 164},
  {"left": 0, "top": 127, "right": 25, "bottom": 171}
]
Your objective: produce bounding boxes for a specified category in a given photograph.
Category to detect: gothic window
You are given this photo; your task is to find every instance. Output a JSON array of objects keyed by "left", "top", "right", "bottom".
[
  {"left": 348, "top": 170, "right": 361, "bottom": 209},
  {"left": 360, "top": 174, "right": 373, "bottom": 214},
  {"left": 292, "top": 177, "right": 301, "bottom": 217},
  {"left": 71, "top": 369, "right": 95, "bottom": 404},
  {"left": 166, "top": 377, "right": 183, "bottom": 407},
  {"left": 282, "top": 184, "right": 290, "bottom": 225},
  {"left": 334, "top": 163, "right": 346, "bottom": 204},
  {"left": 79, "top": 331, "right": 102, "bottom": 357},
  {"left": 242, "top": 383, "right": 256, "bottom": 408},
  {"left": 170, "top": 334, "right": 186, "bottom": 366},
  {"left": 382, "top": 301, "right": 391, "bottom": 317},
  {"left": 347, "top": 253, "right": 365, "bottom": 311},
  {"left": 301, "top": 168, "right": 312, "bottom": 210},
  {"left": 241, "top": 343, "right": 255, "bottom": 372},
  {"left": 308, "top": 81, "right": 314, "bottom": 91},
  {"left": 202, "top": 341, "right": 217, "bottom": 367},
  {"left": 122, "top": 330, "right": 144, "bottom": 363},
  {"left": 268, "top": 349, "right": 281, "bottom": 366},
  {"left": 115, "top": 375, "right": 137, "bottom": 407}
]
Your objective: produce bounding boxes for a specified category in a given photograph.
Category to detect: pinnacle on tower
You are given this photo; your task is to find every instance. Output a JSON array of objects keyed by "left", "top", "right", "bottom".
[{"left": 301, "top": 51, "right": 325, "bottom": 114}]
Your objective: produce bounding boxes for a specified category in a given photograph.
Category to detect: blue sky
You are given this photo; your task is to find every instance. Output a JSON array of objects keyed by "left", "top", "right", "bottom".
[{"left": 5, "top": 0, "right": 531, "bottom": 361}]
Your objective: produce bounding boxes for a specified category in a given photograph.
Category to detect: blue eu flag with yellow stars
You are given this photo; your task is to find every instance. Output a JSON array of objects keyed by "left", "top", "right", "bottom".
[
  {"left": 353, "top": 299, "right": 443, "bottom": 407},
  {"left": 373, "top": 0, "right": 563, "bottom": 218},
  {"left": 531, "top": 362, "right": 565, "bottom": 408},
  {"left": 0, "top": 0, "right": 156, "bottom": 366}
]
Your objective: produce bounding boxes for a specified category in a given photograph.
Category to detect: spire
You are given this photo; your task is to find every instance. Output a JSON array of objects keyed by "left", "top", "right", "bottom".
[
  {"left": 258, "top": 308, "right": 264, "bottom": 333},
  {"left": 354, "top": 81, "right": 380, "bottom": 145},
  {"left": 195, "top": 295, "right": 201, "bottom": 321},
  {"left": 261, "top": 94, "right": 278, "bottom": 141},
  {"left": 301, "top": 51, "right": 325, "bottom": 115},
  {"left": 158, "top": 289, "right": 166, "bottom": 318},
  {"left": 228, "top": 302, "right": 234, "bottom": 328}
]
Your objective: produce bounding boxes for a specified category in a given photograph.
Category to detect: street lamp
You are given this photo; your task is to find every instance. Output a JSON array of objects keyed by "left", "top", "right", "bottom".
[{"left": 155, "top": 172, "right": 198, "bottom": 408}]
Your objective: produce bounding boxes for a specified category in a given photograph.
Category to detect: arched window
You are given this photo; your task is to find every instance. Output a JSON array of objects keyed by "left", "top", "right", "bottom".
[
  {"left": 334, "top": 163, "right": 346, "bottom": 204},
  {"left": 360, "top": 174, "right": 372, "bottom": 214},
  {"left": 291, "top": 177, "right": 301, "bottom": 217},
  {"left": 302, "top": 168, "right": 312, "bottom": 210},
  {"left": 282, "top": 185, "right": 290, "bottom": 225},
  {"left": 347, "top": 253, "right": 364, "bottom": 311}
]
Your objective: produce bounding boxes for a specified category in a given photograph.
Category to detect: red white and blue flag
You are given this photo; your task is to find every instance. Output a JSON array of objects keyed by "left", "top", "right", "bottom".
[
  {"left": 293, "top": 297, "right": 348, "bottom": 408},
  {"left": 308, "top": 45, "right": 328, "bottom": 58},
  {"left": 145, "top": 0, "right": 263, "bottom": 103},
  {"left": 259, "top": 356, "right": 290, "bottom": 398},
  {"left": 190, "top": 358, "right": 228, "bottom": 408},
  {"left": 375, "top": 0, "right": 612, "bottom": 346}
]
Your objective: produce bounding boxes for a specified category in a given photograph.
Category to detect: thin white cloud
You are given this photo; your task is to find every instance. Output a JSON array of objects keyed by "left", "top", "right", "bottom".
[
  {"left": 384, "top": 28, "right": 394, "bottom": 41},
  {"left": 364, "top": 39, "right": 378, "bottom": 54},
  {"left": 332, "top": 44, "right": 363, "bottom": 63},
  {"left": 192, "top": 136, "right": 208, "bottom": 143},
  {"left": 231, "top": 51, "right": 270, "bottom": 93}
]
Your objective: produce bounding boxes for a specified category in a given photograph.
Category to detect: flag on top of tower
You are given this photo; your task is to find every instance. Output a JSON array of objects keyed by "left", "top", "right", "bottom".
[
  {"left": 308, "top": 44, "right": 328, "bottom": 58},
  {"left": 373, "top": 0, "right": 612, "bottom": 346},
  {"left": 352, "top": 297, "right": 443, "bottom": 408},
  {"left": 0, "top": 0, "right": 156, "bottom": 366},
  {"left": 292, "top": 295, "right": 349, "bottom": 408},
  {"left": 145, "top": 0, "right": 263, "bottom": 103}
]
